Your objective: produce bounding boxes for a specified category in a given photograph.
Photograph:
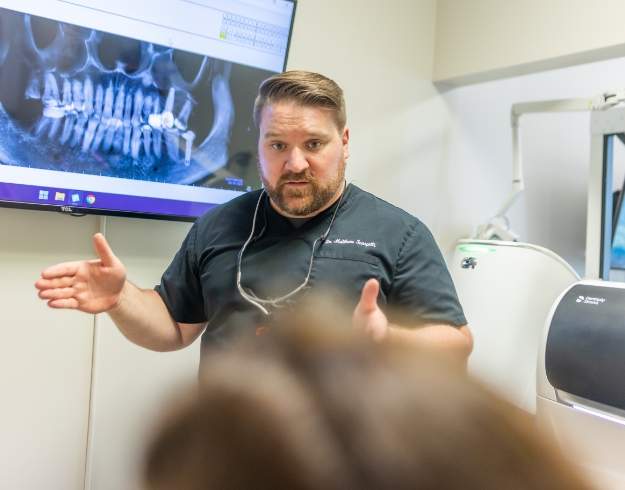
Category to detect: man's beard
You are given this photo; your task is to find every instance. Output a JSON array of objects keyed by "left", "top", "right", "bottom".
[{"left": 258, "top": 158, "right": 346, "bottom": 216}]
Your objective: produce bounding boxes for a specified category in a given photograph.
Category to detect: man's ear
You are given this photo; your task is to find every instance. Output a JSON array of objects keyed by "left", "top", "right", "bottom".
[{"left": 343, "top": 127, "right": 350, "bottom": 159}]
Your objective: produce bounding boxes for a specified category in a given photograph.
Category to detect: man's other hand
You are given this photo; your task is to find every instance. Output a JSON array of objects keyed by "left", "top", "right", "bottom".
[
  {"left": 35, "top": 233, "right": 127, "bottom": 314},
  {"left": 353, "top": 278, "right": 389, "bottom": 341}
]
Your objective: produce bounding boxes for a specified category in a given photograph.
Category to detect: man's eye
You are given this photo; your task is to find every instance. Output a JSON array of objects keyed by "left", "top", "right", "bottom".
[
  {"left": 309, "top": 141, "right": 322, "bottom": 149},
  {"left": 271, "top": 143, "right": 286, "bottom": 150}
]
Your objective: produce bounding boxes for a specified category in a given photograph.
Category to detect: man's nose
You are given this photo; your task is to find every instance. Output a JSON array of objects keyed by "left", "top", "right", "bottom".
[{"left": 285, "top": 148, "right": 309, "bottom": 174}]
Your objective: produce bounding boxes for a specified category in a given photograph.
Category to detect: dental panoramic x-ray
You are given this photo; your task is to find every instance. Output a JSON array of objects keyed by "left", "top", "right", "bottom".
[{"left": 0, "top": 0, "right": 295, "bottom": 219}]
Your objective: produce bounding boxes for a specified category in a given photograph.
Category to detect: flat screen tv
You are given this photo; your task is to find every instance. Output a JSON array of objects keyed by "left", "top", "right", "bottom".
[{"left": 0, "top": 0, "right": 296, "bottom": 220}]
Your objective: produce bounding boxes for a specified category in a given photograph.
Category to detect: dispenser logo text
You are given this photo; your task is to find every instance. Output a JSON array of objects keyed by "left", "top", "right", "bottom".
[{"left": 576, "top": 295, "right": 605, "bottom": 305}]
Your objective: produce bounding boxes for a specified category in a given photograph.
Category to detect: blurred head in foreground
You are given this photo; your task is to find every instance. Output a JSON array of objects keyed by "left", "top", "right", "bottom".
[{"left": 144, "top": 310, "right": 592, "bottom": 490}]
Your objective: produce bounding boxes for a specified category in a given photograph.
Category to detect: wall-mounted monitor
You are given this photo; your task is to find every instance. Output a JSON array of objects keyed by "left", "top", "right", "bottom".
[{"left": 0, "top": 0, "right": 296, "bottom": 220}]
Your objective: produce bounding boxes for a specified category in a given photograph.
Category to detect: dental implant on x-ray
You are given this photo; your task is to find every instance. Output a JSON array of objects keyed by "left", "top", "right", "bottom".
[{"left": 33, "top": 73, "right": 197, "bottom": 166}]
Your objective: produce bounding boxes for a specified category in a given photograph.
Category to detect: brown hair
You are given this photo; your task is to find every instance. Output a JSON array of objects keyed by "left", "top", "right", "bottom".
[
  {"left": 144, "top": 312, "right": 594, "bottom": 490},
  {"left": 253, "top": 71, "right": 347, "bottom": 131}
]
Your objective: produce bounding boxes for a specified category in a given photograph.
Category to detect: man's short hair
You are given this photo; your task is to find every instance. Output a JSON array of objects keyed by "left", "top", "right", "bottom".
[{"left": 253, "top": 71, "right": 346, "bottom": 131}]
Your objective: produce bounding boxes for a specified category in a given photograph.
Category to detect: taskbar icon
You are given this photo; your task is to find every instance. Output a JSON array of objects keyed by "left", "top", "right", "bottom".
[{"left": 37, "top": 189, "right": 96, "bottom": 207}]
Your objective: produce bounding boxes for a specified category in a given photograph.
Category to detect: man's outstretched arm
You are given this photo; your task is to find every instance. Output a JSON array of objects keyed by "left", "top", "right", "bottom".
[
  {"left": 35, "top": 233, "right": 206, "bottom": 352},
  {"left": 108, "top": 282, "right": 206, "bottom": 352},
  {"left": 353, "top": 279, "right": 473, "bottom": 364},
  {"left": 387, "top": 323, "right": 473, "bottom": 361}
]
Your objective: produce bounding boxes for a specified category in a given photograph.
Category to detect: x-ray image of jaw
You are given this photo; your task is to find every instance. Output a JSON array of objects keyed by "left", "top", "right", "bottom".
[{"left": 0, "top": 10, "right": 236, "bottom": 186}]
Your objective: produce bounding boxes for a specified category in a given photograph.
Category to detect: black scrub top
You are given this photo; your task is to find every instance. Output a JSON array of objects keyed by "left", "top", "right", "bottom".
[{"left": 155, "top": 184, "right": 467, "bottom": 347}]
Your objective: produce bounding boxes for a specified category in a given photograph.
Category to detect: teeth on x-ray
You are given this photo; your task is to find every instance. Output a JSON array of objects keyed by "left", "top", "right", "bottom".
[
  {"left": 94, "top": 84, "right": 104, "bottom": 117},
  {"left": 61, "top": 78, "right": 72, "bottom": 109},
  {"left": 70, "top": 115, "right": 87, "bottom": 148},
  {"left": 25, "top": 76, "right": 41, "bottom": 100},
  {"left": 59, "top": 110, "right": 75, "bottom": 144},
  {"left": 141, "top": 125, "right": 151, "bottom": 157},
  {"left": 42, "top": 73, "right": 60, "bottom": 107},
  {"left": 122, "top": 93, "right": 133, "bottom": 156},
  {"left": 29, "top": 71, "right": 204, "bottom": 164},
  {"left": 83, "top": 77, "right": 94, "bottom": 118},
  {"left": 102, "top": 83, "right": 124, "bottom": 152},
  {"left": 72, "top": 80, "right": 84, "bottom": 112},
  {"left": 3, "top": 14, "right": 238, "bottom": 186},
  {"left": 161, "top": 88, "right": 175, "bottom": 129},
  {"left": 174, "top": 100, "right": 193, "bottom": 131},
  {"left": 152, "top": 98, "right": 163, "bottom": 159}
]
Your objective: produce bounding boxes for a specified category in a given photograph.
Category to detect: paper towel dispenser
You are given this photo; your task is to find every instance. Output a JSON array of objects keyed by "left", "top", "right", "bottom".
[
  {"left": 545, "top": 283, "right": 625, "bottom": 411},
  {"left": 537, "top": 280, "right": 625, "bottom": 490}
]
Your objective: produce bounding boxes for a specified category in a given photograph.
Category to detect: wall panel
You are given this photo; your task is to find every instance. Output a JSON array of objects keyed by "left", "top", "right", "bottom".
[{"left": 0, "top": 208, "right": 97, "bottom": 490}]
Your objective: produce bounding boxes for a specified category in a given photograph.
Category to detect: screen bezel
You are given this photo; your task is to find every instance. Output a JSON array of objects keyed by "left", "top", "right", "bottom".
[{"left": 0, "top": 0, "right": 297, "bottom": 222}]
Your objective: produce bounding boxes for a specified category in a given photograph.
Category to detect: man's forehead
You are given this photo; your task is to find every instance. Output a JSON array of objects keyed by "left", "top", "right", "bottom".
[
  {"left": 260, "top": 103, "right": 337, "bottom": 138},
  {"left": 263, "top": 128, "right": 331, "bottom": 139}
]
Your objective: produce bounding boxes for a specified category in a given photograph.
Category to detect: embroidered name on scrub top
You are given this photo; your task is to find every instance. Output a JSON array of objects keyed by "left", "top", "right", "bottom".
[{"left": 326, "top": 238, "right": 376, "bottom": 247}]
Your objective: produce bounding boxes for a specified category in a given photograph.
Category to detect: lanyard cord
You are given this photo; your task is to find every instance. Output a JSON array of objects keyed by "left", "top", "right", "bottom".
[{"left": 236, "top": 181, "right": 347, "bottom": 315}]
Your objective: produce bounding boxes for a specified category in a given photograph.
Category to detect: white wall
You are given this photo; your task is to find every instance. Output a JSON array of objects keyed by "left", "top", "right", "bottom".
[
  {"left": 439, "top": 56, "right": 625, "bottom": 276},
  {"left": 434, "top": 0, "right": 625, "bottom": 85}
]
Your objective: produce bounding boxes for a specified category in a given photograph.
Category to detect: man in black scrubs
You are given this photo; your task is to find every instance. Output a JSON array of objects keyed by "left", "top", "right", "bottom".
[{"left": 36, "top": 71, "right": 472, "bottom": 361}]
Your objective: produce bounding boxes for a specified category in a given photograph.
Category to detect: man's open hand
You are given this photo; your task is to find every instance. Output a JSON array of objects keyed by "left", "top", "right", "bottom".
[
  {"left": 353, "top": 278, "right": 389, "bottom": 341},
  {"left": 35, "top": 233, "right": 127, "bottom": 313}
]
